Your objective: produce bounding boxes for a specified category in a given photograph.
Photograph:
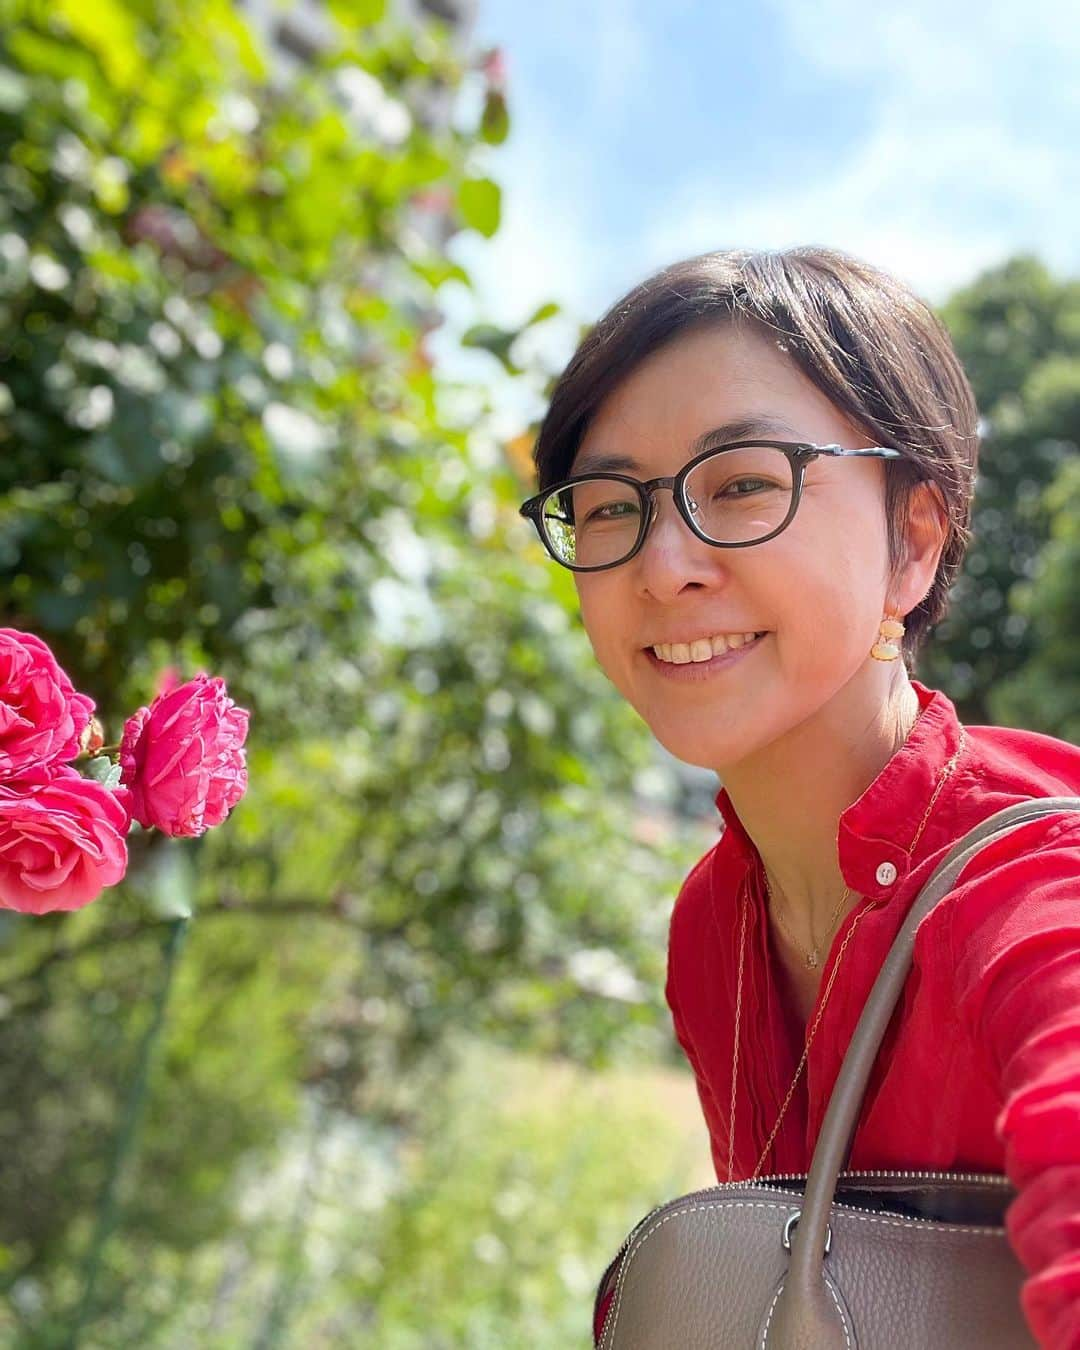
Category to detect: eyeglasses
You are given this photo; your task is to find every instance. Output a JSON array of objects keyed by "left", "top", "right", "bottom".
[{"left": 518, "top": 440, "right": 904, "bottom": 572}]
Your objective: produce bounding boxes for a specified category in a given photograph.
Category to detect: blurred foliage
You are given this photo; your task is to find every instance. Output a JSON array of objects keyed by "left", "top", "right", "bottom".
[
  {"left": 3, "top": 1041, "right": 709, "bottom": 1348},
  {"left": 0, "top": 1, "right": 707, "bottom": 1344},
  {"left": 988, "top": 454, "right": 1080, "bottom": 741},
  {"left": 351, "top": 1044, "right": 708, "bottom": 1349},
  {"left": 922, "top": 256, "right": 1080, "bottom": 720}
]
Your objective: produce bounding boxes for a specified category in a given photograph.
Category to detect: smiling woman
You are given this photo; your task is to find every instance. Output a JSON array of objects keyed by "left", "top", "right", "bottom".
[{"left": 517, "top": 247, "right": 1080, "bottom": 1349}]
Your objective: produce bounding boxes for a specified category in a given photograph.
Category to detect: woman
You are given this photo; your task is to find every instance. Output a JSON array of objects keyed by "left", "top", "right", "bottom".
[{"left": 518, "top": 248, "right": 1080, "bottom": 1348}]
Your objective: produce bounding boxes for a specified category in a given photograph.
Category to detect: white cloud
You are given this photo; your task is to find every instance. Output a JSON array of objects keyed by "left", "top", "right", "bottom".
[
  {"left": 643, "top": 120, "right": 1059, "bottom": 303},
  {"left": 775, "top": 0, "right": 1080, "bottom": 90},
  {"left": 440, "top": 0, "right": 1080, "bottom": 429},
  {"left": 643, "top": 0, "right": 1080, "bottom": 302}
]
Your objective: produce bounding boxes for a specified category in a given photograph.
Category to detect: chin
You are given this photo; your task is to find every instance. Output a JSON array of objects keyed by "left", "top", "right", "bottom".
[{"left": 647, "top": 722, "right": 742, "bottom": 774}]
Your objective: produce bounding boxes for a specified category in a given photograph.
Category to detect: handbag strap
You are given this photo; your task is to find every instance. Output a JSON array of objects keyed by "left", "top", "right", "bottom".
[{"left": 770, "top": 795, "right": 1080, "bottom": 1349}]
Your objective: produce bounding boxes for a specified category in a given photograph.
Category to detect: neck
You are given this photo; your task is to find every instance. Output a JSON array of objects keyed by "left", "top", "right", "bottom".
[{"left": 720, "top": 668, "right": 921, "bottom": 941}]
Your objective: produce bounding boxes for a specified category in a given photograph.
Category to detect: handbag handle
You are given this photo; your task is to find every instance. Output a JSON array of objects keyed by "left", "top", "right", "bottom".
[{"left": 768, "top": 796, "right": 1080, "bottom": 1349}]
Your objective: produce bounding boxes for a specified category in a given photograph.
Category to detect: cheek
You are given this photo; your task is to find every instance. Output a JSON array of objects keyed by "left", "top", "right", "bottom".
[
  {"left": 575, "top": 580, "right": 630, "bottom": 675},
  {"left": 574, "top": 577, "right": 603, "bottom": 635},
  {"left": 773, "top": 523, "right": 890, "bottom": 662}
]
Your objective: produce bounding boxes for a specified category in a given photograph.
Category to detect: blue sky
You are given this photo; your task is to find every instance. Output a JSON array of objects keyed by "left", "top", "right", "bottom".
[{"left": 436, "top": 0, "right": 1080, "bottom": 423}]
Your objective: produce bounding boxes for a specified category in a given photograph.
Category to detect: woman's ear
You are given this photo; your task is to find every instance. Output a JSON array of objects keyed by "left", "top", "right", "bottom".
[{"left": 890, "top": 480, "right": 949, "bottom": 615}]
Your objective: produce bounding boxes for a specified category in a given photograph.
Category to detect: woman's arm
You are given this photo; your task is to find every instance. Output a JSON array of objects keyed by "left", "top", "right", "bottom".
[{"left": 954, "top": 816, "right": 1080, "bottom": 1349}]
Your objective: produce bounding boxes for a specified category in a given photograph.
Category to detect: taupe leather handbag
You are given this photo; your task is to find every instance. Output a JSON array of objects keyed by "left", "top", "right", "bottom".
[{"left": 595, "top": 796, "right": 1080, "bottom": 1349}]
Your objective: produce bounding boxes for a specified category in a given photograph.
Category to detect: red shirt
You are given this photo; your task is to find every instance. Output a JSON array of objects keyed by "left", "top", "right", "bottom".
[{"left": 661, "top": 681, "right": 1080, "bottom": 1349}]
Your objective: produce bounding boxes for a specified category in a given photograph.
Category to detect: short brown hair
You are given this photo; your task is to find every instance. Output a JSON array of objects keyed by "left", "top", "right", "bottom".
[{"left": 533, "top": 247, "right": 979, "bottom": 666}]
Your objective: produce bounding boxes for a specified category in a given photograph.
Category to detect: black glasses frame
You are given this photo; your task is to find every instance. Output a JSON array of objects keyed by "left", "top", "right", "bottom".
[{"left": 518, "top": 440, "right": 905, "bottom": 573}]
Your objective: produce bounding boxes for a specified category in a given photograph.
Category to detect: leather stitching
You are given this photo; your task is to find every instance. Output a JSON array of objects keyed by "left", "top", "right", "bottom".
[
  {"left": 759, "top": 1283, "right": 785, "bottom": 1350},
  {"left": 601, "top": 1198, "right": 1005, "bottom": 1348},
  {"left": 758, "top": 1274, "right": 852, "bottom": 1350}
]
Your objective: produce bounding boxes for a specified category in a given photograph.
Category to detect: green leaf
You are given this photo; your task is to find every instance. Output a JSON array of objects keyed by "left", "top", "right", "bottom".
[
  {"left": 480, "top": 89, "right": 509, "bottom": 146},
  {"left": 84, "top": 756, "right": 124, "bottom": 790},
  {"left": 525, "top": 301, "right": 559, "bottom": 327},
  {"left": 408, "top": 256, "right": 471, "bottom": 290},
  {"left": 458, "top": 178, "right": 501, "bottom": 238},
  {"left": 326, "top": 0, "right": 387, "bottom": 25},
  {"left": 82, "top": 755, "right": 118, "bottom": 785},
  {"left": 55, "top": 0, "right": 143, "bottom": 92},
  {"left": 144, "top": 839, "right": 196, "bottom": 920},
  {"left": 461, "top": 322, "right": 522, "bottom": 375}
]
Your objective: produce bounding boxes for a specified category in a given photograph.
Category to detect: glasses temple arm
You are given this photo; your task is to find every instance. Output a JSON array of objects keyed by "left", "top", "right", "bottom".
[{"left": 812, "top": 445, "right": 904, "bottom": 459}]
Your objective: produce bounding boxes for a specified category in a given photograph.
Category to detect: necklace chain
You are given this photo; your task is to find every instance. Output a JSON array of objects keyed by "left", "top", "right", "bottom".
[
  {"left": 725, "top": 723, "right": 967, "bottom": 1182},
  {"left": 765, "top": 875, "right": 852, "bottom": 969},
  {"left": 750, "top": 903, "right": 871, "bottom": 1177}
]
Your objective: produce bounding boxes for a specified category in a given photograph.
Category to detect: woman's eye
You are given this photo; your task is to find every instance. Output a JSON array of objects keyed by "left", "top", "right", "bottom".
[
  {"left": 717, "top": 477, "right": 775, "bottom": 497},
  {"left": 584, "top": 501, "right": 639, "bottom": 522}
]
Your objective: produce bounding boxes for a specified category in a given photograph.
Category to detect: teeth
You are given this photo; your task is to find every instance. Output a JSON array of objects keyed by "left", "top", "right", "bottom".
[{"left": 652, "top": 632, "right": 762, "bottom": 664}]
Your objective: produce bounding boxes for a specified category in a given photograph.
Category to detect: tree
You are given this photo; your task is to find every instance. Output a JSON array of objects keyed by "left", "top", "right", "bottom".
[
  {"left": 920, "top": 257, "right": 1080, "bottom": 722},
  {"left": 987, "top": 455, "right": 1080, "bottom": 741}
]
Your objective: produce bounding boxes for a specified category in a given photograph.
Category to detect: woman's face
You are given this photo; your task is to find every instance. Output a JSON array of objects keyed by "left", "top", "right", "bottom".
[{"left": 569, "top": 321, "right": 927, "bottom": 772}]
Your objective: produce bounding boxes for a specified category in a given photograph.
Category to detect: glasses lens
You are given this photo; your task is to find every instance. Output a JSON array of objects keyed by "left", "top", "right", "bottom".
[
  {"left": 684, "top": 446, "right": 794, "bottom": 544},
  {"left": 541, "top": 477, "right": 644, "bottom": 568}
]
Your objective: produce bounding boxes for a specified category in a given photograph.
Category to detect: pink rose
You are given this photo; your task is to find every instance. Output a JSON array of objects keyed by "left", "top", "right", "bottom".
[
  {"left": 481, "top": 46, "right": 507, "bottom": 89},
  {"left": 0, "top": 628, "right": 95, "bottom": 777},
  {"left": 119, "top": 673, "right": 249, "bottom": 837},
  {"left": 0, "top": 765, "right": 131, "bottom": 914}
]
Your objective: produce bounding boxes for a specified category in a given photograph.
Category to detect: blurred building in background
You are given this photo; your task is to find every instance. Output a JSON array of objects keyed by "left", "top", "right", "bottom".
[
  {"left": 241, "top": 0, "right": 477, "bottom": 57},
  {"left": 238, "top": 0, "right": 479, "bottom": 347}
]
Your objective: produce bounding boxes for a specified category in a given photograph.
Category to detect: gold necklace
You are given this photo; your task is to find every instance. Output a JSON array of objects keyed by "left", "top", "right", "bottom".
[
  {"left": 725, "top": 724, "right": 967, "bottom": 1183},
  {"left": 765, "top": 875, "right": 852, "bottom": 969}
]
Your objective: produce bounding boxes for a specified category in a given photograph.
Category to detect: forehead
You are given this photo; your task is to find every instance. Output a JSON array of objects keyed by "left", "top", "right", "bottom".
[{"left": 571, "top": 322, "right": 862, "bottom": 477}]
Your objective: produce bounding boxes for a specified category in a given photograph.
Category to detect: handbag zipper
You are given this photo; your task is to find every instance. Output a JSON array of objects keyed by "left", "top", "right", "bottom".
[
  {"left": 621, "top": 1168, "right": 1010, "bottom": 1230},
  {"left": 592, "top": 1168, "right": 1012, "bottom": 1337}
]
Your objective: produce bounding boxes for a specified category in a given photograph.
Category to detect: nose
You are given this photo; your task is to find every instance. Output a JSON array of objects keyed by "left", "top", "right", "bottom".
[{"left": 633, "top": 489, "right": 730, "bottom": 601}]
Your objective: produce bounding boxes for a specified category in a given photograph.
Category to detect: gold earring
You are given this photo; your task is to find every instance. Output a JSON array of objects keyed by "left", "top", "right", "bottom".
[{"left": 870, "top": 615, "right": 905, "bottom": 661}]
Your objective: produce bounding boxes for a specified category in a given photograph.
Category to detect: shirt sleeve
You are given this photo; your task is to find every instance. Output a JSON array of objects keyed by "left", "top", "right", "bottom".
[{"left": 953, "top": 815, "right": 1080, "bottom": 1350}]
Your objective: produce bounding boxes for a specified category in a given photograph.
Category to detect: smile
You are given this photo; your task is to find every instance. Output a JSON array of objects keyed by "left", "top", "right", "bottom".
[
  {"left": 651, "top": 631, "right": 767, "bottom": 664},
  {"left": 643, "top": 631, "right": 768, "bottom": 681}
]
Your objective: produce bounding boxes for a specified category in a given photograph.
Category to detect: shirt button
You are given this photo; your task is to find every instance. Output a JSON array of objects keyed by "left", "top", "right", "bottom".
[{"left": 875, "top": 861, "right": 898, "bottom": 886}]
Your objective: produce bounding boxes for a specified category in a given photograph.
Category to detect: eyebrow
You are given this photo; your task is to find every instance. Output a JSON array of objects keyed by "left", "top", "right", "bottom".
[{"left": 572, "top": 415, "right": 802, "bottom": 475}]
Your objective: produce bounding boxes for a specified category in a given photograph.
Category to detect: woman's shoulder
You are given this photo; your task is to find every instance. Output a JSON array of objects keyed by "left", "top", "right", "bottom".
[
  {"left": 939, "top": 718, "right": 1080, "bottom": 900},
  {"left": 962, "top": 718, "right": 1080, "bottom": 798},
  {"left": 944, "top": 720, "right": 1080, "bottom": 862},
  {"left": 937, "top": 722, "right": 1080, "bottom": 1017}
]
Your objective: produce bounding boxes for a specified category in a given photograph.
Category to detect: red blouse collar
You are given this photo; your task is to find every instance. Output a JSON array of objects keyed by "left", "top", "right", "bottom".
[{"left": 713, "top": 680, "right": 964, "bottom": 900}]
